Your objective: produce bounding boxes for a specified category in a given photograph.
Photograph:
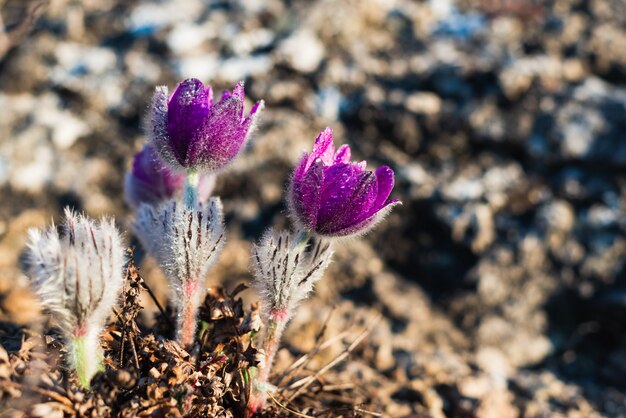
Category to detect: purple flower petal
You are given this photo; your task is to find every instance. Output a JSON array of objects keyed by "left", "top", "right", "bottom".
[
  {"left": 204, "top": 84, "right": 214, "bottom": 108},
  {"left": 167, "top": 79, "right": 211, "bottom": 166},
  {"left": 333, "top": 145, "right": 351, "bottom": 164},
  {"left": 124, "top": 144, "right": 185, "bottom": 209},
  {"left": 248, "top": 100, "right": 264, "bottom": 117},
  {"left": 308, "top": 128, "right": 334, "bottom": 168},
  {"left": 187, "top": 94, "right": 246, "bottom": 170},
  {"left": 330, "top": 200, "right": 401, "bottom": 237},
  {"left": 316, "top": 164, "right": 370, "bottom": 232},
  {"left": 232, "top": 80, "right": 245, "bottom": 103},
  {"left": 124, "top": 143, "right": 218, "bottom": 209},
  {"left": 291, "top": 153, "right": 308, "bottom": 189},
  {"left": 325, "top": 171, "right": 379, "bottom": 234},
  {"left": 291, "top": 157, "right": 325, "bottom": 229},
  {"left": 242, "top": 100, "right": 265, "bottom": 133},
  {"left": 340, "top": 166, "right": 399, "bottom": 232},
  {"left": 371, "top": 166, "right": 395, "bottom": 211},
  {"left": 243, "top": 100, "right": 265, "bottom": 125},
  {"left": 220, "top": 81, "right": 244, "bottom": 103}
]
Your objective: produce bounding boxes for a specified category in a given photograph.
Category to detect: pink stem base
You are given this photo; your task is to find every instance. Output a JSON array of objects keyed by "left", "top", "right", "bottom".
[{"left": 177, "top": 280, "right": 200, "bottom": 350}]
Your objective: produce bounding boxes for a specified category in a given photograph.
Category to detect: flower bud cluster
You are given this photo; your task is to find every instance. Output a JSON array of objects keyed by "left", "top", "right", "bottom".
[{"left": 22, "top": 76, "right": 399, "bottom": 412}]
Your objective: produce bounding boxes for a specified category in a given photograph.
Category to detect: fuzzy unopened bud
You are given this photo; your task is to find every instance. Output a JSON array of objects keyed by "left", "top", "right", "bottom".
[
  {"left": 252, "top": 229, "right": 333, "bottom": 324},
  {"left": 134, "top": 198, "right": 225, "bottom": 347},
  {"left": 25, "top": 208, "right": 125, "bottom": 388}
]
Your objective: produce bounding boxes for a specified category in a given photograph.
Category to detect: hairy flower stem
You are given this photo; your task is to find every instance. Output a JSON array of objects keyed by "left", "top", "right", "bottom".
[
  {"left": 177, "top": 280, "right": 200, "bottom": 350},
  {"left": 249, "top": 313, "right": 288, "bottom": 413},
  {"left": 259, "top": 314, "right": 288, "bottom": 386},
  {"left": 184, "top": 170, "right": 200, "bottom": 209},
  {"left": 178, "top": 171, "right": 201, "bottom": 350},
  {"left": 69, "top": 328, "right": 104, "bottom": 389}
]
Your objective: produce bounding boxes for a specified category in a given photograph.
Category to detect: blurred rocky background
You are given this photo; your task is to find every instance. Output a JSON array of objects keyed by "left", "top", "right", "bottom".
[{"left": 1, "top": 0, "right": 625, "bottom": 416}]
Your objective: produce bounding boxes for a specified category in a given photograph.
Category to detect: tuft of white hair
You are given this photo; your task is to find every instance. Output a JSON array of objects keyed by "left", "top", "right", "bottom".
[
  {"left": 25, "top": 208, "right": 126, "bottom": 336},
  {"left": 146, "top": 85, "right": 181, "bottom": 171},
  {"left": 251, "top": 229, "right": 334, "bottom": 323}
]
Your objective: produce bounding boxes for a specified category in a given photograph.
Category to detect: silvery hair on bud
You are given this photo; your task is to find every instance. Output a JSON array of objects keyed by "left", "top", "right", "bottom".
[
  {"left": 25, "top": 208, "right": 126, "bottom": 335},
  {"left": 146, "top": 86, "right": 179, "bottom": 170},
  {"left": 133, "top": 197, "right": 225, "bottom": 304},
  {"left": 252, "top": 229, "right": 334, "bottom": 323}
]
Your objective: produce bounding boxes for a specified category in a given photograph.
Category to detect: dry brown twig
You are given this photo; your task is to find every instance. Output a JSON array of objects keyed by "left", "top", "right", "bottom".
[
  {"left": 276, "top": 330, "right": 351, "bottom": 393},
  {"left": 274, "top": 307, "right": 337, "bottom": 387},
  {"left": 0, "top": 0, "right": 47, "bottom": 60},
  {"left": 267, "top": 390, "right": 315, "bottom": 418},
  {"left": 284, "top": 314, "right": 382, "bottom": 404}
]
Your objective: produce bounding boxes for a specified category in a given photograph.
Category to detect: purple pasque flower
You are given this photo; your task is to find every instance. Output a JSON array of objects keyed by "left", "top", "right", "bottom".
[
  {"left": 289, "top": 128, "right": 400, "bottom": 237},
  {"left": 149, "top": 78, "right": 263, "bottom": 173},
  {"left": 124, "top": 144, "right": 215, "bottom": 209}
]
